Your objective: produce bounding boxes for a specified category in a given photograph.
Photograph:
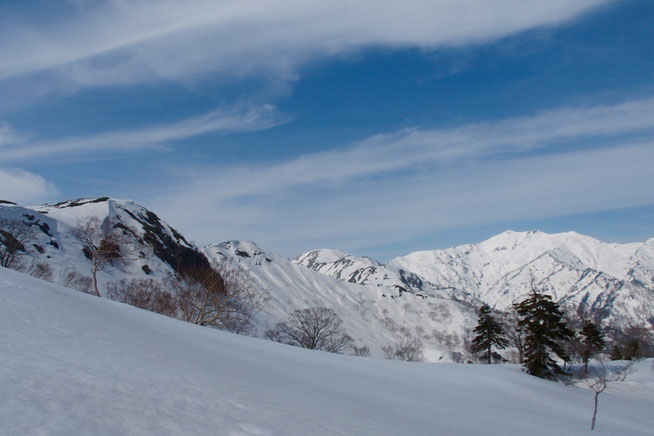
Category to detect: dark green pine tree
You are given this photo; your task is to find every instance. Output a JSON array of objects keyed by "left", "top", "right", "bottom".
[
  {"left": 623, "top": 339, "right": 642, "bottom": 360},
  {"left": 471, "top": 304, "right": 509, "bottom": 364},
  {"left": 609, "top": 345, "right": 623, "bottom": 361},
  {"left": 514, "top": 288, "right": 575, "bottom": 379},
  {"left": 580, "top": 319, "right": 605, "bottom": 373}
]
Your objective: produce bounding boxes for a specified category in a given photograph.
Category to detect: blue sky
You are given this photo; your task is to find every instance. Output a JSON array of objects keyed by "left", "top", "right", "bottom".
[{"left": 1, "top": 0, "right": 653, "bottom": 261}]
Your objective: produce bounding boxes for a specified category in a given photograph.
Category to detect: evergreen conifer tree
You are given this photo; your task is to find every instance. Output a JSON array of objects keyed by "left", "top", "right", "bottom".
[
  {"left": 471, "top": 304, "right": 509, "bottom": 364},
  {"left": 609, "top": 345, "right": 623, "bottom": 361},
  {"left": 580, "top": 319, "right": 605, "bottom": 373},
  {"left": 513, "top": 286, "right": 574, "bottom": 379},
  {"left": 623, "top": 339, "right": 642, "bottom": 360}
]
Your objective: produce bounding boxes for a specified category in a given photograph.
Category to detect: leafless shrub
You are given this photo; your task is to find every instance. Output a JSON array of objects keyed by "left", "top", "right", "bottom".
[
  {"left": 170, "top": 264, "right": 268, "bottom": 335},
  {"left": 221, "top": 268, "right": 269, "bottom": 334},
  {"left": 0, "top": 218, "right": 33, "bottom": 269},
  {"left": 352, "top": 345, "right": 371, "bottom": 357},
  {"left": 382, "top": 335, "right": 424, "bottom": 362},
  {"left": 107, "top": 278, "right": 177, "bottom": 317},
  {"left": 265, "top": 306, "right": 354, "bottom": 353},
  {"left": 265, "top": 327, "right": 286, "bottom": 343},
  {"left": 26, "top": 261, "right": 54, "bottom": 282},
  {"left": 583, "top": 359, "right": 637, "bottom": 430},
  {"left": 72, "top": 216, "right": 141, "bottom": 297},
  {"left": 382, "top": 316, "right": 398, "bottom": 332},
  {"left": 502, "top": 307, "right": 526, "bottom": 363},
  {"left": 59, "top": 270, "right": 94, "bottom": 294}
]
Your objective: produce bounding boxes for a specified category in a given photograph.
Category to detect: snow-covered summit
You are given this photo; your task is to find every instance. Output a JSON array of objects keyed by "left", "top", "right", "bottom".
[
  {"left": 0, "top": 197, "right": 207, "bottom": 293},
  {"left": 207, "top": 240, "right": 274, "bottom": 265},
  {"left": 292, "top": 248, "right": 429, "bottom": 295},
  {"left": 299, "top": 230, "right": 654, "bottom": 331}
]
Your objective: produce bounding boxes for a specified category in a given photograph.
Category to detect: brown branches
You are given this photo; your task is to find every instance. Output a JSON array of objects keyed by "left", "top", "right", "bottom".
[
  {"left": 72, "top": 216, "right": 141, "bottom": 297},
  {"left": 0, "top": 218, "right": 33, "bottom": 269},
  {"left": 266, "top": 307, "right": 353, "bottom": 353},
  {"left": 170, "top": 265, "right": 268, "bottom": 335}
]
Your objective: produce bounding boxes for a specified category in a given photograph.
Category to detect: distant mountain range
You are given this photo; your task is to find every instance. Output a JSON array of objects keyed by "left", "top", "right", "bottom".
[
  {"left": 1, "top": 197, "right": 652, "bottom": 361},
  {"left": 294, "top": 230, "right": 654, "bottom": 330}
]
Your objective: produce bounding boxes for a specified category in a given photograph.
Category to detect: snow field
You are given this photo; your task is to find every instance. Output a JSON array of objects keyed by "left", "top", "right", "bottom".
[{"left": 1, "top": 266, "right": 653, "bottom": 435}]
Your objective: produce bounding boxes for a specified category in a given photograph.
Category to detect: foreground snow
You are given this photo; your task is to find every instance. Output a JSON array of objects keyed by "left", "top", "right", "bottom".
[{"left": 1, "top": 267, "right": 652, "bottom": 435}]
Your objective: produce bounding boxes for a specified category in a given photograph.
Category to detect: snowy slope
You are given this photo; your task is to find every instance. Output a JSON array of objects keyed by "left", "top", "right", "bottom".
[
  {"left": 1, "top": 198, "right": 477, "bottom": 361},
  {"left": 205, "top": 241, "right": 477, "bottom": 362},
  {"left": 4, "top": 198, "right": 651, "bottom": 359},
  {"left": 1, "top": 266, "right": 653, "bottom": 435},
  {"left": 293, "top": 248, "right": 431, "bottom": 294},
  {"left": 0, "top": 197, "right": 210, "bottom": 294},
  {"left": 297, "top": 231, "right": 654, "bottom": 330}
]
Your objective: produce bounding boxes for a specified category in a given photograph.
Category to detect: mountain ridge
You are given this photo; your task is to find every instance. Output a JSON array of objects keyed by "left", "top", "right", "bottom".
[
  {"left": 294, "top": 229, "right": 654, "bottom": 331},
  {"left": 2, "top": 197, "right": 653, "bottom": 361}
]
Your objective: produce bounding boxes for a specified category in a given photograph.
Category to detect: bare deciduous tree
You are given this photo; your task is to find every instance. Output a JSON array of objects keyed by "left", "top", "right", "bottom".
[
  {"left": 0, "top": 218, "right": 33, "bottom": 269},
  {"left": 107, "top": 278, "right": 177, "bottom": 317},
  {"left": 59, "top": 270, "right": 94, "bottom": 294},
  {"left": 503, "top": 307, "right": 526, "bottom": 364},
  {"left": 352, "top": 344, "right": 371, "bottom": 357},
  {"left": 171, "top": 265, "right": 268, "bottom": 335},
  {"left": 382, "top": 335, "right": 424, "bottom": 362},
  {"left": 265, "top": 306, "right": 353, "bottom": 353},
  {"left": 72, "top": 217, "right": 139, "bottom": 297},
  {"left": 25, "top": 260, "right": 54, "bottom": 281},
  {"left": 584, "top": 359, "right": 636, "bottom": 430}
]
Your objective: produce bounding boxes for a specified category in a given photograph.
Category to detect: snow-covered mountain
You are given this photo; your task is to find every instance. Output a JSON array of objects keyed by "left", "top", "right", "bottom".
[
  {"left": 0, "top": 198, "right": 478, "bottom": 361},
  {"left": 292, "top": 248, "right": 430, "bottom": 295},
  {"left": 4, "top": 266, "right": 653, "bottom": 435},
  {"left": 294, "top": 230, "right": 654, "bottom": 331},
  {"left": 3, "top": 197, "right": 652, "bottom": 360},
  {"left": 205, "top": 240, "right": 477, "bottom": 361},
  {"left": 0, "top": 197, "right": 212, "bottom": 293}
]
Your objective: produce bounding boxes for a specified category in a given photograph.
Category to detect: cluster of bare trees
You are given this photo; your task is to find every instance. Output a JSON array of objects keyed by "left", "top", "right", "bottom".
[
  {"left": 266, "top": 307, "right": 354, "bottom": 353},
  {"left": 104, "top": 261, "right": 268, "bottom": 335},
  {"left": 107, "top": 279, "right": 177, "bottom": 317},
  {"left": 382, "top": 335, "right": 424, "bottom": 362},
  {"left": 1, "top": 214, "right": 270, "bottom": 337},
  {"left": 0, "top": 218, "right": 33, "bottom": 269},
  {"left": 169, "top": 267, "right": 269, "bottom": 335}
]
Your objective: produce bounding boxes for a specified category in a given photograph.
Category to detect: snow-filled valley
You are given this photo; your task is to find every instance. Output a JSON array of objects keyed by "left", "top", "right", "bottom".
[{"left": 2, "top": 266, "right": 653, "bottom": 435}]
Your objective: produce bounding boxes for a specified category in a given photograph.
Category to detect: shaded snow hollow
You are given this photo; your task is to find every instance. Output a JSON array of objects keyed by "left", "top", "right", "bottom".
[{"left": 1, "top": 267, "right": 653, "bottom": 435}]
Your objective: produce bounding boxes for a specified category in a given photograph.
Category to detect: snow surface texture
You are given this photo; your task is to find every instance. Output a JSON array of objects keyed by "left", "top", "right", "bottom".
[
  {"left": 1, "top": 266, "right": 653, "bottom": 435},
  {"left": 294, "top": 231, "right": 654, "bottom": 330}
]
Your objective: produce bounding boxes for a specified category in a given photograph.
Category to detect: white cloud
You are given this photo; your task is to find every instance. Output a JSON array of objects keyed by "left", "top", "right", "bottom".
[
  {"left": 0, "top": 104, "right": 284, "bottom": 163},
  {"left": 0, "top": 168, "right": 59, "bottom": 204},
  {"left": 150, "top": 96, "right": 654, "bottom": 202},
  {"left": 143, "top": 97, "right": 654, "bottom": 255},
  {"left": 0, "top": 121, "right": 20, "bottom": 146},
  {"left": 0, "top": 1, "right": 611, "bottom": 88}
]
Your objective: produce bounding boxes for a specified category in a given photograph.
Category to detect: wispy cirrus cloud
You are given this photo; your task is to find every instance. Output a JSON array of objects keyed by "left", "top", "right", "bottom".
[
  {"left": 143, "top": 96, "right": 654, "bottom": 255},
  {"left": 0, "top": 0, "right": 611, "bottom": 90},
  {"left": 152, "top": 96, "right": 654, "bottom": 201},
  {"left": 0, "top": 104, "right": 285, "bottom": 163}
]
